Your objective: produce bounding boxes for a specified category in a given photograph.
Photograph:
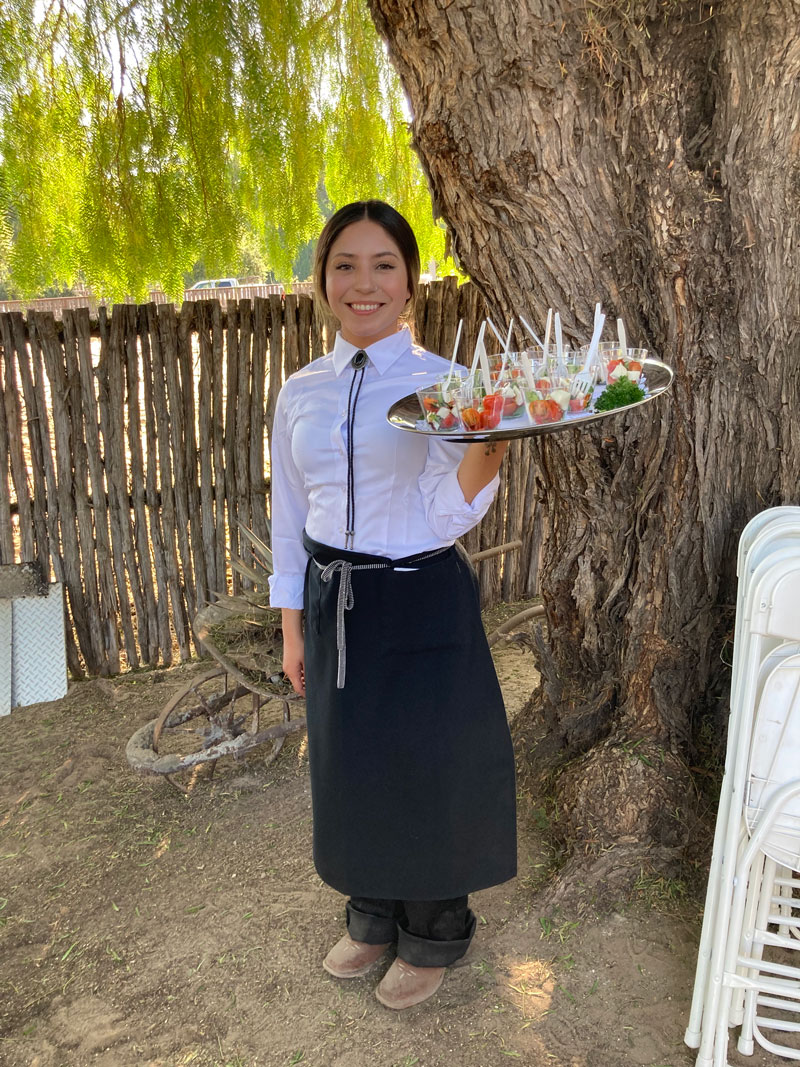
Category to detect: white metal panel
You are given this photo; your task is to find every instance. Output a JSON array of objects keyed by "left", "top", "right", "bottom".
[{"left": 10, "top": 583, "right": 67, "bottom": 708}]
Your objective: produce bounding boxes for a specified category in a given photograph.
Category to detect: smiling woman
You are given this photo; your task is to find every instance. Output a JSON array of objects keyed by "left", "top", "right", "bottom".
[
  {"left": 314, "top": 200, "right": 420, "bottom": 349},
  {"left": 324, "top": 220, "right": 411, "bottom": 349},
  {"left": 267, "top": 199, "right": 515, "bottom": 1012}
]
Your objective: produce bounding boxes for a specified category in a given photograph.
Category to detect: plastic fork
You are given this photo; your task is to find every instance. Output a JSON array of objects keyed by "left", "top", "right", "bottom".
[{"left": 572, "top": 306, "right": 605, "bottom": 396}]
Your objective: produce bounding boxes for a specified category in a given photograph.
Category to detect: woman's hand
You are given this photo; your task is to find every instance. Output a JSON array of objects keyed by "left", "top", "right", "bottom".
[{"left": 281, "top": 608, "right": 306, "bottom": 696}]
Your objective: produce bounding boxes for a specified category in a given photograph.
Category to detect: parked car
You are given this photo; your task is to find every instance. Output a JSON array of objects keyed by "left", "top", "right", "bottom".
[{"left": 188, "top": 278, "right": 239, "bottom": 290}]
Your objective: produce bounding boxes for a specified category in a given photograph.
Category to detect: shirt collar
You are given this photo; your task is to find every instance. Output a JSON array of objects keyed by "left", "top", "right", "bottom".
[{"left": 331, "top": 327, "right": 413, "bottom": 377}]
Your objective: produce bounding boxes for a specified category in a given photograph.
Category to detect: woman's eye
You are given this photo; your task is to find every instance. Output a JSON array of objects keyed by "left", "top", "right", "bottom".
[
  {"left": 335, "top": 263, "right": 352, "bottom": 270},
  {"left": 376, "top": 262, "right": 395, "bottom": 270}
]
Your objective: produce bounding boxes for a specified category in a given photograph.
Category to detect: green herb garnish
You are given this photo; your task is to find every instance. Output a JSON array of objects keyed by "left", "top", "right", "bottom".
[{"left": 594, "top": 378, "right": 646, "bottom": 411}]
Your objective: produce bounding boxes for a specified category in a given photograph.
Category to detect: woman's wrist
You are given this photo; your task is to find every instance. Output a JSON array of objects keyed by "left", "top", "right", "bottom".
[
  {"left": 457, "top": 440, "right": 510, "bottom": 504},
  {"left": 281, "top": 607, "right": 304, "bottom": 644}
]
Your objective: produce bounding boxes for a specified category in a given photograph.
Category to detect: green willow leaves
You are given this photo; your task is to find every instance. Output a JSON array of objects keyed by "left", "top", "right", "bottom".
[{"left": 0, "top": 0, "right": 444, "bottom": 298}]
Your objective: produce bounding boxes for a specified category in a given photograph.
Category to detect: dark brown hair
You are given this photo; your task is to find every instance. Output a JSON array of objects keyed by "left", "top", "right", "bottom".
[{"left": 313, "top": 200, "right": 421, "bottom": 316}]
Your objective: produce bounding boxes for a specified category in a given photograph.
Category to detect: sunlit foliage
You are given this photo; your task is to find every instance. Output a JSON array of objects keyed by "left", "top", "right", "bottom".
[{"left": 0, "top": 0, "right": 445, "bottom": 297}]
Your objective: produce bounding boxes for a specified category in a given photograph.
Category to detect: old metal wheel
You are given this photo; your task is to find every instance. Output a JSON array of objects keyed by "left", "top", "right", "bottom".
[{"left": 126, "top": 668, "right": 305, "bottom": 793}]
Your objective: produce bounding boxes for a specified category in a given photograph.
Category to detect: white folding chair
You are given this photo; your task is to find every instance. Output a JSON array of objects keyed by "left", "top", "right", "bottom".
[
  {"left": 728, "top": 643, "right": 800, "bottom": 1027},
  {"left": 716, "top": 786, "right": 800, "bottom": 1065},
  {"left": 713, "top": 654, "right": 800, "bottom": 1063},
  {"left": 683, "top": 508, "right": 800, "bottom": 1047},
  {"left": 693, "top": 555, "right": 800, "bottom": 1066}
]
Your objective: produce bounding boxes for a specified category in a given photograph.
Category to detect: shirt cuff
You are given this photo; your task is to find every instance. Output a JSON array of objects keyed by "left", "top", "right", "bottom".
[
  {"left": 267, "top": 572, "right": 305, "bottom": 611},
  {"left": 433, "top": 469, "right": 500, "bottom": 537}
]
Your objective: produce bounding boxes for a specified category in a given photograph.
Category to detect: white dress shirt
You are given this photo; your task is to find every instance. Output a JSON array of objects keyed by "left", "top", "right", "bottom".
[{"left": 268, "top": 327, "right": 500, "bottom": 609}]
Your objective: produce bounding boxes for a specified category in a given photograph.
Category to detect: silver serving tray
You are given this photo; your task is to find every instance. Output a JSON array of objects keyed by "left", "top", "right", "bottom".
[{"left": 387, "top": 357, "right": 674, "bottom": 442}]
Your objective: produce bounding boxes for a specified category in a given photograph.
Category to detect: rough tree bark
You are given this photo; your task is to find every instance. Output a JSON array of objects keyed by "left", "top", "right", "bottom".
[{"left": 368, "top": 0, "right": 800, "bottom": 895}]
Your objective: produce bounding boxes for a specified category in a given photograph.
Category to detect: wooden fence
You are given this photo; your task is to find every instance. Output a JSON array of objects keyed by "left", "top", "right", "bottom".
[{"left": 0, "top": 278, "right": 543, "bottom": 678}]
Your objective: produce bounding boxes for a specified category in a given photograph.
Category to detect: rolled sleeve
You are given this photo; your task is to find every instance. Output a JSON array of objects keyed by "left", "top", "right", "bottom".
[
  {"left": 267, "top": 569, "right": 305, "bottom": 611},
  {"left": 419, "top": 440, "right": 500, "bottom": 541}
]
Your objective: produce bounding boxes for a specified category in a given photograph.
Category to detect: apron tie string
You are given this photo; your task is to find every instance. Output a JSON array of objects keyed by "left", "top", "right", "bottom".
[{"left": 319, "top": 559, "right": 358, "bottom": 689}]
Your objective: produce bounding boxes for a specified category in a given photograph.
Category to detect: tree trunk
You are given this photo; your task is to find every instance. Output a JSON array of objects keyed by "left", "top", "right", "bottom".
[{"left": 369, "top": 0, "right": 800, "bottom": 896}]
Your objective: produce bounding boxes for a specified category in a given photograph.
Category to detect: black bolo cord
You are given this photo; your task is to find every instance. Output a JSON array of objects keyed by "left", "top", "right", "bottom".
[{"left": 345, "top": 350, "right": 368, "bottom": 549}]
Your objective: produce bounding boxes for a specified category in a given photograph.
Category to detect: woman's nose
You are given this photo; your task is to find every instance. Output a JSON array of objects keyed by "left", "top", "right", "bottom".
[{"left": 354, "top": 270, "right": 377, "bottom": 291}]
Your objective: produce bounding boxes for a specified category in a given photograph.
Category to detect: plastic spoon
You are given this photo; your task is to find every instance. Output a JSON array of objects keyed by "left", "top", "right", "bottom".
[
  {"left": 542, "top": 309, "right": 553, "bottom": 375},
  {"left": 617, "top": 317, "right": 628, "bottom": 359},
  {"left": 486, "top": 318, "right": 506, "bottom": 352},
  {"left": 519, "top": 315, "right": 543, "bottom": 349},
  {"left": 498, "top": 318, "right": 514, "bottom": 381},
  {"left": 554, "top": 311, "right": 564, "bottom": 367},
  {"left": 469, "top": 320, "right": 486, "bottom": 388},
  {"left": 472, "top": 321, "right": 492, "bottom": 394},
  {"left": 444, "top": 318, "right": 463, "bottom": 396}
]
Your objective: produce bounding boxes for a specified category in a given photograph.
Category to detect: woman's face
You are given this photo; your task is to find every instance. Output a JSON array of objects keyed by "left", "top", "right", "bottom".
[{"left": 324, "top": 218, "right": 411, "bottom": 349}]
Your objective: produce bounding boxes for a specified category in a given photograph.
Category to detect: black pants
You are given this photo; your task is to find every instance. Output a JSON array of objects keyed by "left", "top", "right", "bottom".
[{"left": 346, "top": 896, "right": 477, "bottom": 967}]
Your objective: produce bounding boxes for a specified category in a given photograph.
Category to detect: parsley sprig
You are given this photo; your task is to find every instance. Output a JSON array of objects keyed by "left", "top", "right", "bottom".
[{"left": 594, "top": 378, "right": 646, "bottom": 411}]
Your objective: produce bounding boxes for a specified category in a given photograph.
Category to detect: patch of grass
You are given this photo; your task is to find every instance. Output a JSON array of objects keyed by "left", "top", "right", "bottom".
[
  {"left": 633, "top": 869, "right": 688, "bottom": 913},
  {"left": 539, "top": 916, "right": 581, "bottom": 944},
  {"left": 472, "top": 958, "right": 495, "bottom": 978},
  {"left": 529, "top": 806, "right": 550, "bottom": 831}
]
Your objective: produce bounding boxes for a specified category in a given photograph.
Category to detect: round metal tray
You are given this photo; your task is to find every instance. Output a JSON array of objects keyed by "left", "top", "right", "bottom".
[{"left": 387, "top": 357, "right": 674, "bottom": 442}]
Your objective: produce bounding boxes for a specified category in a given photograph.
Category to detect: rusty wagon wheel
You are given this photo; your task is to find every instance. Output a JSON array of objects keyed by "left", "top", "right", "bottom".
[{"left": 125, "top": 667, "right": 306, "bottom": 793}]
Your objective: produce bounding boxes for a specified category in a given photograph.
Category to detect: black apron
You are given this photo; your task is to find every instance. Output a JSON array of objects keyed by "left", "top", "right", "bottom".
[{"left": 302, "top": 531, "right": 517, "bottom": 901}]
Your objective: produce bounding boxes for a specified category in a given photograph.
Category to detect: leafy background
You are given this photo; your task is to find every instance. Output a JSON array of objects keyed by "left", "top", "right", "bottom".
[{"left": 0, "top": 0, "right": 446, "bottom": 299}]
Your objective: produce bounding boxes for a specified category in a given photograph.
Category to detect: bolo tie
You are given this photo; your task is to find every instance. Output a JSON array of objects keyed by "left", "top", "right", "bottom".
[{"left": 344, "top": 349, "right": 368, "bottom": 549}]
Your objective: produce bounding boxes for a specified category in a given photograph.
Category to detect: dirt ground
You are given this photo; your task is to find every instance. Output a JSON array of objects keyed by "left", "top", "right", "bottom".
[{"left": 0, "top": 606, "right": 776, "bottom": 1067}]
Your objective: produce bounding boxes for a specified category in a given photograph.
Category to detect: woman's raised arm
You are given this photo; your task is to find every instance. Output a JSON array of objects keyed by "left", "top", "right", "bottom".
[{"left": 457, "top": 440, "right": 511, "bottom": 504}]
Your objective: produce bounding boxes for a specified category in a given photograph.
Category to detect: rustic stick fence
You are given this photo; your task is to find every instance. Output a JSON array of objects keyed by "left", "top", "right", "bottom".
[{"left": 0, "top": 279, "right": 543, "bottom": 679}]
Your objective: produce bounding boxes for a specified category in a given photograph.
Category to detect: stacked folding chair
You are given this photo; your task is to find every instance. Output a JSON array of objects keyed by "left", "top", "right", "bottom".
[{"left": 685, "top": 506, "right": 800, "bottom": 1065}]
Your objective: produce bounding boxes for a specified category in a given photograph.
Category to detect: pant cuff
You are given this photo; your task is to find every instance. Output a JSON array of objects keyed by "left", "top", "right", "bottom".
[
  {"left": 345, "top": 901, "right": 398, "bottom": 945},
  {"left": 397, "top": 909, "right": 477, "bottom": 967}
]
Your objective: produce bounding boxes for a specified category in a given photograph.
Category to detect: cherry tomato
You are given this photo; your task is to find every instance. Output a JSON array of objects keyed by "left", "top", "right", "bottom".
[
  {"left": 530, "top": 398, "right": 563, "bottom": 424},
  {"left": 460, "top": 406, "right": 480, "bottom": 431},
  {"left": 482, "top": 394, "right": 503, "bottom": 429}
]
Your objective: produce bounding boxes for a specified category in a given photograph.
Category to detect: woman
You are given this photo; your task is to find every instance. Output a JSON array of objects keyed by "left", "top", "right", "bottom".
[{"left": 268, "top": 200, "right": 516, "bottom": 1010}]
